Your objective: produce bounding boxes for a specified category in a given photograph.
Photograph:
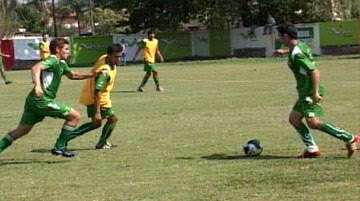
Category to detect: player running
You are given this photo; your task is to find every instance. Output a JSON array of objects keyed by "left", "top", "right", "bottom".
[
  {"left": 0, "top": 38, "right": 95, "bottom": 157},
  {"left": 133, "top": 30, "right": 165, "bottom": 92},
  {"left": 53, "top": 44, "right": 123, "bottom": 150},
  {"left": 274, "top": 23, "right": 359, "bottom": 158}
]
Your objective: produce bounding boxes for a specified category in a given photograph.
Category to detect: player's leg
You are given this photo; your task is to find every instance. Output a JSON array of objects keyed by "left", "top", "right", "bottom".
[
  {"left": 306, "top": 117, "right": 359, "bottom": 157},
  {"left": 0, "top": 101, "right": 44, "bottom": 154},
  {"left": 289, "top": 110, "right": 320, "bottom": 158},
  {"left": 0, "top": 64, "right": 11, "bottom": 84},
  {"left": 59, "top": 105, "right": 102, "bottom": 148},
  {"left": 303, "top": 99, "right": 359, "bottom": 157},
  {"left": 153, "top": 71, "right": 164, "bottom": 92},
  {"left": 138, "top": 71, "right": 151, "bottom": 92},
  {"left": 0, "top": 125, "right": 34, "bottom": 153},
  {"left": 96, "top": 109, "right": 117, "bottom": 149}
]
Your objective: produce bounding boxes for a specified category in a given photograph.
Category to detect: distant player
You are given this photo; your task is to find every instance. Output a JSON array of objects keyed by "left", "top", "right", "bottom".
[
  {"left": 0, "top": 40, "right": 12, "bottom": 84},
  {"left": 54, "top": 44, "right": 123, "bottom": 150},
  {"left": 0, "top": 38, "right": 96, "bottom": 157},
  {"left": 274, "top": 23, "right": 359, "bottom": 158},
  {"left": 39, "top": 33, "right": 50, "bottom": 60},
  {"left": 132, "top": 30, "right": 164, "bottom": 92}
]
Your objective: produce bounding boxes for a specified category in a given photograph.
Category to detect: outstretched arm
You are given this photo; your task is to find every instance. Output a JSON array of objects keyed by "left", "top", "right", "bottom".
[
  {"left": 0, "top": 52, "right": 11, "bottom": 58},
  {"left": 273, "top": 48, "right": 289, "bottom": 57},
  {"left": 66, "top": 71, "right": 95, "bottom": 80}
]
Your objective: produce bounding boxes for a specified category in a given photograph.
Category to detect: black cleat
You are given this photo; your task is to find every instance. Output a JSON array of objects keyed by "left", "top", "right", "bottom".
[
  {"left": 5, "top": 81, "right": 12, "bottom": 85},
  {"left": 51, "top": 148, "right": 75, "bottom": 157}
]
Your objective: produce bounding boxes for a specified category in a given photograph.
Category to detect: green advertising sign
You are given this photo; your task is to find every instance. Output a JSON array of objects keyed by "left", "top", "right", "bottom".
[
  {"left": 320, "top": 21, "right": 360, "bottom": 46},
  {"left": 70, "top": 36, "right": 113, "bottom": 66},
  {"left": 157, "top": 32, "right": 192, "bottom": 60},
  {"left": 209, "top": 30, "right": 231, "bottom": 57}
]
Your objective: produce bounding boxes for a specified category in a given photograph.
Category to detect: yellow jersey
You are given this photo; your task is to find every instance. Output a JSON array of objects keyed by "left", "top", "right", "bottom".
[
  {"left": 39, "top": 41, "right": 50, "bottom": 60},
  {"left": 79, "top": 54, "right": 117, "bottom": 108},
  {"left": 141, "top": 38, "right": 158, "bottom": 63}
]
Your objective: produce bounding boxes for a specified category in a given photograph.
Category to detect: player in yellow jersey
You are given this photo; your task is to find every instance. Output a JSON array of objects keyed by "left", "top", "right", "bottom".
[
  {"left": 39, "top": 34, "right": 50, "bottom": 60},
  {"left": 133, "top": 30, "right": 164, "bottom": 92},
  {"left": 52, "top": 44, "right": 123, "bottom": 150}
]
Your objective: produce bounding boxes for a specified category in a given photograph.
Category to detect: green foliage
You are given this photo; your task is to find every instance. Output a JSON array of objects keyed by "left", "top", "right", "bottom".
[{"left": 14, "top": 6, "right": 44, "bottom": 33}]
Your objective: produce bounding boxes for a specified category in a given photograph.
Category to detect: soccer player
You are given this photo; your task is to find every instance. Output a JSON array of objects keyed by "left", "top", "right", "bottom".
[
  {"left": 132, "top": 30, "right": 164, "bottom": 92},
  {"left": 53, "top": 44, "right": 123, "bottom": 150},
  {"left": 0, "top": 38, "right": 96, "bottom": 157},
  {"left": 0, "top": 40, "right": 12, "bottom": 84},
  {"left": 274, "top": 23, "right": 359, "bottom": 158},
  {"left": 39, "top": 33, "right": 50, "bottom": 60}
]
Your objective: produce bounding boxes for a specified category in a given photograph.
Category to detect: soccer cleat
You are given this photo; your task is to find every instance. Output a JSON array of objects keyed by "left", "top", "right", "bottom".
[
  {"left": 95, "top": 142, "right": 113, "bottom": 149},
  {"left": 137, "top": 87, "right": 145, "bottom": 92},
  {"left": 5, "top": 81, "right": 12, "bottom": 85},
  {"left": 51, "top": 148, "right": 75, "bottom": 157},
  {"left": 156, "top": 87, "right": 164, "bottom": 92},
  {"left": 346, "top": 134, "right": 360, "bottom": 158},
  {"left": 297, "top": 150, "right": 321, "bottom": 158}
]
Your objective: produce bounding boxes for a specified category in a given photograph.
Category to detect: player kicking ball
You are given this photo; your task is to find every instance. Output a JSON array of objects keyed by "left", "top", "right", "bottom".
[
  {"left": 274, "top": 23, "right": 359, "bottom": 158},
  {"left": 132, "top": 30, "right": 165, "bottom": 92},
  {"left": 0, "top": 38, "right": 96, "bottom": 157},
  {"left": 52, "top": 44, "right": 123, "bottom": 150}
]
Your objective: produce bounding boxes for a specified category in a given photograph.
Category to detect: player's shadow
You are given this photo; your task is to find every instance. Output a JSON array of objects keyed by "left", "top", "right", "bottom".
[
  {"left": 0, "top": 159, "right": 69, "bottom": 166},
  {"left": 200, "top": 153, "right": 295, "bottom": 160},
  {"left": 30, "top": 145, "right": 118, "bottom": 154},
  {"left": 113, "top": 90, "right": 137, "bottom": 93}
]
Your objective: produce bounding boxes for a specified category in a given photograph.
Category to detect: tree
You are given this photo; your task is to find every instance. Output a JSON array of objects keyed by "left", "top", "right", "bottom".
[{"left": 0, "top": 0, "right": 19, "bottom": 37}]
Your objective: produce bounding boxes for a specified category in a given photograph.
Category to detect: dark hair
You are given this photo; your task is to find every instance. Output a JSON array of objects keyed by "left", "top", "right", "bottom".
[
  {"left": 107, "top": 43, "right": 123, "bottom": 55},
  {"left": 147, "top": 30, "right": 155, "bottom": 36},
  {"left": 49, "top": 38, "right": 70, "bottom": 55},
  {"left": 276, "top": 23, "right": 298, "bottom": 39}
]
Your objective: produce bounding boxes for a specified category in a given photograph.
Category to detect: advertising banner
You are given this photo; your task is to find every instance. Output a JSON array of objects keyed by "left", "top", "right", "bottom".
[
  {"left": 191, "top": 31, "right": 210, "bottom": 57},
  {"left": 113, "top": 34, "right": 145, "bottom": 62},
  {"left": 209, "top": 30, "right": 231, "bottom": 57},
  {"left": 13, "top": 37, "right": 41, "bottom": 60},
  {"left": 70, "top": 36, "right": 113, "bottom": 66},
  {"left": 320, "top": 21, "right": 360, "bottom": 46},
  {"left": 157, "top": 32, "right": 192, "bottom": 60},
  {"left": 295, "top": 23, "right": 321, "bottom": 55}
]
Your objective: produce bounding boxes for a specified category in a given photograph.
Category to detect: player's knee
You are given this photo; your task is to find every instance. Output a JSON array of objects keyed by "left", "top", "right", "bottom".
[
  {"left": 306, "top": 118, "right": 322, "bottom": 129},
  {"left": 108, "top": 116, "right": 118, "bottom": 124},
  {"left": 92, "top": 121, "right": 102, "bottom": 128},
  {"left": 289, "top": 116, "right": 300, "bottom": 127}
]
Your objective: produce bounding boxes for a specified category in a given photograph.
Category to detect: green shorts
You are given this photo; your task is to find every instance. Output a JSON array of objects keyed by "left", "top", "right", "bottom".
[
  {"left": 292, "top": 97, "right": 325, "bottom": 118},
  {"left": 20, "top": 96, "right": 72, "bottom": 125},
  {"left": 144, "top": 62, "right": 157, "bottom": 72},
  {"left": 86, "top": 105, "right": 115, "bottom": 119}
]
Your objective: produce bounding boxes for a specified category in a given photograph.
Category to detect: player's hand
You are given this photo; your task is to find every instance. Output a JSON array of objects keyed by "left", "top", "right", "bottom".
[
  {"left": 34, "top": 86, "right": 44, "bottom": 98},
  {"left": 160, "top": 57, "right": 164, "bottom": 63},
  {"left": 3, "top": 54, "right": 11, "bottom": 58},
  {"left": 273, "top": 49, "right": 287, "bottom": 57},
  {"left": 93, "top": 112, "right": 102, "bottom": 127},
  {"left": 312, "top": 93, "right": 322, "bottom": 104}
]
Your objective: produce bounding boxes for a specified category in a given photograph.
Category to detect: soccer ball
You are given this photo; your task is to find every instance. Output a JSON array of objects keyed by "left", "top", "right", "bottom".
[{"left": 243, "top": 139, "right": 263, "bottom": 156}]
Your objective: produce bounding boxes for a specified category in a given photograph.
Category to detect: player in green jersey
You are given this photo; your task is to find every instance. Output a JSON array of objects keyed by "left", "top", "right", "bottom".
[
  {"left": 0, "top": 38, "right": 96, "bottom": 157},
  {"left": 274, "top": 23, "right": 359, "bottom": 158}
]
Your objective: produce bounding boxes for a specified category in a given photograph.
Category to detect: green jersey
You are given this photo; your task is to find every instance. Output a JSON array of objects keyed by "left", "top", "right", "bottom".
[
  {"left": 288, "top": 42, "right": 325, "bottom": 98},
  {"left": 28, "top": 55, "right": 73, "bottom": 100}
]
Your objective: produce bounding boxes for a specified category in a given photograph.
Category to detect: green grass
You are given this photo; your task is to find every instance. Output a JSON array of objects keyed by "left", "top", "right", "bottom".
[{"left": 0, "top": 56, "right": 359, "bottom": 201}]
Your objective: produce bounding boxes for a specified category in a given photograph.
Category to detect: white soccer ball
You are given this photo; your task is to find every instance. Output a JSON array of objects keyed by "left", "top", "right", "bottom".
[{"left": 243, "top": 139, "right": 263, "bottom": 156}]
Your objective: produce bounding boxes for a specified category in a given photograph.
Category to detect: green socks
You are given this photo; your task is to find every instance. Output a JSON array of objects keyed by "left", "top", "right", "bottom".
[
  {"left": 320, "top": 122, "right": 353, "bottom": 142},
  {"left": 97, "top": 122, "right": 116, "bottom": 147},
  {"left": 54, "top": 123, "right": 98, "bottom": 150},
  {"left": 153, "top": 76, "right": 160, "bottom": 88},
  {"left": 296, "top": 123, "right": 318, "bottom": 151},
  {"left": 0, "top": 134, "right": 14, "bottom": 153}
]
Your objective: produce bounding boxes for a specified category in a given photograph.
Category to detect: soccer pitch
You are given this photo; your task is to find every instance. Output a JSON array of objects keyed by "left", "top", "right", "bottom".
[{"left": 0, "top": 56, "right": 359, "bottom": 201}]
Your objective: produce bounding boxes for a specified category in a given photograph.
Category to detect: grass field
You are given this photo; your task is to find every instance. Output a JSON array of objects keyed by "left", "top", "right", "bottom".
[{"left": 0, "top": 56, "right": 359, "bottom": 201}]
